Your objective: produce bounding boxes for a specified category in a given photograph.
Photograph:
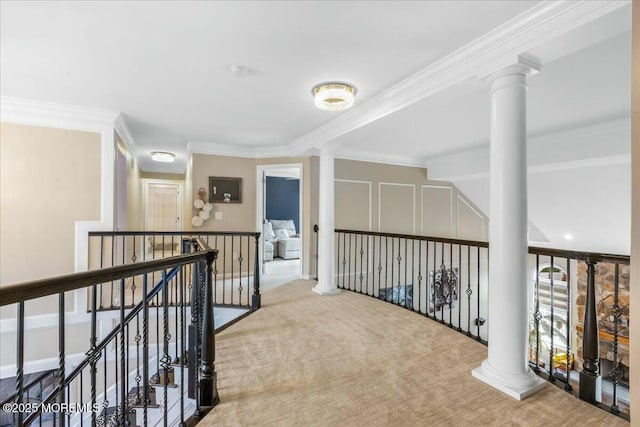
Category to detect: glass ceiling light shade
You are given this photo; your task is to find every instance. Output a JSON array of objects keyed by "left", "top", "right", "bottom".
[
  {"left": 151, "top": 151, "right": 175, "bottom": 162},
  {"left": 312, "top": 82, "right": 357, "bottom": 111}
]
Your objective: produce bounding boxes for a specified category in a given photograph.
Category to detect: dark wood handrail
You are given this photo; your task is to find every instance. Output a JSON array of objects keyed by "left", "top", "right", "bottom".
[
  {"left": 89, "top": 230, "right": 261, "bottom": 237},
  {"left": 0, "top": 251, "right": 209, "bottom": 306},
  {"left": 334, "top": 229, "right": 630, "bottom": 264},
  {"left": 335, "top": 229, "right": 489, "bottom": 248}
]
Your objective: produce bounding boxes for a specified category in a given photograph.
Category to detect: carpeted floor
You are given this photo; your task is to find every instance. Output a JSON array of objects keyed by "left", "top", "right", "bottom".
[{"left": 201, "top": 281, "right": 628, "bottom": 427}]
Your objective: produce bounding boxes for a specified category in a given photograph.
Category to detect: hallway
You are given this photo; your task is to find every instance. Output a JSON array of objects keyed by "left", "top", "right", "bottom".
[{"left": 202, "top": 281, "right": 625, "bottom": 426}]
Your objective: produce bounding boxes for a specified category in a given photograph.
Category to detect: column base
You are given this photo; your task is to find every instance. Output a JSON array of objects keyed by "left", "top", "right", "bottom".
[
  {"left": 472, "top": 359, "right": 546, "bottom": 400},
  {"left": 312, "top": 285, "right": 341, "bottom": 296}
]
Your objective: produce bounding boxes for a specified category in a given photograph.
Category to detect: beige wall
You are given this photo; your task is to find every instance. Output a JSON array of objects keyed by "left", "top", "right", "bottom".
[
  {"left": 190, "top": 154, "right": 313, "bottom": 276},
  {"left": 630, "top": 0, "right": 639, "bottom": 420},
  {"left": 0, "top": 123, "right": 101, "bottom": 284},
  {"left": 308, "top": 157, "right": 488, "bottom": 275},
  {"left": 332, "top": 158, "right": 487, "bottom": 238}
]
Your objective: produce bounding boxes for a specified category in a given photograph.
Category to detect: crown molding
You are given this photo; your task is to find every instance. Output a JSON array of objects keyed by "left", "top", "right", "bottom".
[
  {"left": 0, "top": 95, "right": 119, "bottom": 131},
  {"left": 335, "top": 147, "right": 426, "bottom": 169},
  {"left": 427, "top": 117, "right": 631, "bottom": 182},
  {"left": 187, "top": 140, "right": 292, "bottom": 159},
  {"left": 114, "top": 114, "right": 136, "bottom": 151},
  {"left": 285, "top": 0, "right": 629, "bottom": 155}
]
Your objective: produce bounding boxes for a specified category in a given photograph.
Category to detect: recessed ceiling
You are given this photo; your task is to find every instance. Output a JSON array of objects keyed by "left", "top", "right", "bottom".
[{"left": 1, "top": 0, "right": 538, "bottom": 172}]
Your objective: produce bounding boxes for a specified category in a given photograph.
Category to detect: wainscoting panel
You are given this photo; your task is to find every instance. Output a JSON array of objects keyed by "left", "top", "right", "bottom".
[
  {"left": 457, "top": 195, "right": 485, "bottom": 241},
  {"left": 421, "top": 185, "right": 452, "bottom": 237},
  {"left": 378, "top": 183, "right": 415, "bottom": 234},
  {"left": 335, "top": 179, "right": 372, "bottom": 231}
]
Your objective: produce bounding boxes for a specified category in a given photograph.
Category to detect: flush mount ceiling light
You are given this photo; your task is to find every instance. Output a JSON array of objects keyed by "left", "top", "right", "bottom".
[
  {"left": 312, "top": 82, "right": 357, "bottom": 111},
  {"left": 151, "top": 151, "right": 175, "bottom": 163}
]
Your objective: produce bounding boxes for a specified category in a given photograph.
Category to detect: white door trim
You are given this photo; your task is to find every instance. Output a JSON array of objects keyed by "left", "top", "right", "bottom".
[{"left": 256, "top": 163, "right": 304, "bottom": 278}]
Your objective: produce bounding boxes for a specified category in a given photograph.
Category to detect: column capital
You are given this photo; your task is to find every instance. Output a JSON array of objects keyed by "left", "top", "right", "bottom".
[
  {"left": 478, "top": 54, "right": 541, "bottom": 82},
  {"left": 316, "top": 142, "right": 340, "bottom": 156}
]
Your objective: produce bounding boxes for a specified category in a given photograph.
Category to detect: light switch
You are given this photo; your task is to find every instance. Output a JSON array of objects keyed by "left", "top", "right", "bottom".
[{"left": 215, "top": 212, "right": 223, "bottom": 220}]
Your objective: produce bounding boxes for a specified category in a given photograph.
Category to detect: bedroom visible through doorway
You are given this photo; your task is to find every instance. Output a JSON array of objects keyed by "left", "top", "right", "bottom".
[{"left": 257, "top": 164, "right": 303, "bottom": 289}]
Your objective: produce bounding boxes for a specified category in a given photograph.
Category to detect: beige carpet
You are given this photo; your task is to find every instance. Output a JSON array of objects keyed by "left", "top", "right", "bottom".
[{"left": 201, "top": 281, "right": 627, "bottom": 427}]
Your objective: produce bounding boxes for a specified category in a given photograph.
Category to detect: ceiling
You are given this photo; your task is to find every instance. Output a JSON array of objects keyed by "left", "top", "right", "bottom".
[
  {"left": 0, "top": 1, "right": 633, "bottom": 254},
  {"left": 1, "top": 0, "right": 538, "bottom": 172}
]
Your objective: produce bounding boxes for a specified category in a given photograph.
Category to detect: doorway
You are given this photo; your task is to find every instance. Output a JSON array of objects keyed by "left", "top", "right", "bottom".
[
  {"left": 143, "top": 179, "right": 183, "bottom": 231},
  {"left": 256, "top": 164, "right": 303, "bottom": 289}
]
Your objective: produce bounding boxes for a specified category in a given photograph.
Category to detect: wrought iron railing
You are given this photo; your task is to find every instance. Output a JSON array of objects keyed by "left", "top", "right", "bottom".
[
  {"left": 0, "top": 238, "right": 221, "bottom": 426},
  {"left": 88, "top": 231, "right": 261, "bottom": 311},
  {"left": 332, "top": 229, "right": 630, "bottom": 420}
]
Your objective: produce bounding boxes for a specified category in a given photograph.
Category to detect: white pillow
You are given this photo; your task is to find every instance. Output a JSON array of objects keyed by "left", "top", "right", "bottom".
[
  {"left": 275, "top": 229, "right": 290, "bottom": 240},
  {"left": 264, "top": 221, "right": 276, "bottom": 240}
]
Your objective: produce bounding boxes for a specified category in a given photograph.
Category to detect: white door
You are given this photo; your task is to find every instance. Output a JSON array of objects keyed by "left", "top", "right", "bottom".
[{"left": 145, "top": 183, "right": 182, "bottom": 231}]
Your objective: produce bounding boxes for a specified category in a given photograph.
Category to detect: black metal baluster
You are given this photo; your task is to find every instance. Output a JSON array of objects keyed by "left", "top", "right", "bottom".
[
  {"left": 565, "top": 257, "right": 573, "bottom": 391},
  {"left": 143, "top": 274, "right": 149, "bottom": 425},
  {"left": 549, "top": 255, "right": 556, "bottom": 382},
  {"left": 376, "top": 235, "right": 381, "bottom": 297},
  {"left": 533, "top": 254, "right": 541, "bottom": 372},
  {"left": 238, "top": 236, "right": 244, "bottom": 304},
  {"left": 253, "top": 234, "right": 261, "bottom": 310},
  {"left": 247, "top": 235, "right": 251, "bottom": 307},
  {"left": 348, "top": 233, "right": 352, "bottom": 291},
  {"left": 411, "top": 239, "right": 415, "bottom": 311},
  {"left": 214, "top": 235, "right": 218, "bottom": 304},
  {"left": 231, "top": 236, "right": 235, "bottom": 305},
  {"left": 579, "top": 258, "right": 600, "bottom": 403},
  {"left": 440, "top": 242, "right": 445, "bottom": 322},
  {"left": 432, "top": 241, "right": 437, "bottom": 320},
  {"left": 359, "top": 234, "right": 365, "bottom": 293},
  {"left": 103, "top": 346, "right": 108, "bottom": 421},
  {"left": 15, "top": 302, "right": 25, "bottom": 427},
  {"left": 56, "top": 292, "right": 65, "bottom": 426},
  {"left": 476, "top": 246, "right": 481, "bottom": 341},
  {"left": 385, "top": 237, "right": 389, "bottom": 299},
  {"left": 120, "top": 271, "right": 128, "bottom": 424},
  {"left": 404, "top": 238, "right": 408, "bottom": 308},
  {"left": 99, "top": 236, "right": 104, "bottom": 310},
  {"left": 366, "top": 234, "right": 370, "bottom": 296},
  {"left": 611, "top": 262, "right": 621, "bottom": 412},
  {"left": 425, "top": 240, "right": 430, "bottom": 319},
  {"left": 457, "top": 244, "right": 462, "bottom": 331},
  {"left": 89, "top": 284, "right": 98, "bottom": 426},
  {"left": 131, "top": 236, "right": 137, "bottom": 306},
  {"left": 449, "top": 243, "right": 453, "bottom": 327},
  {"left": 342, "top": 232, "right": 347, "bottom": 289},
  {"left": 179, "top": 266, "right": 187, "bottom": 426},
  {"left": 162, "top": 269, "right": 170, "bottom": 427},
  {"left": 418, "top": 240, "right": 422, "bottom": 314},
  {"left": 111, "top": 238, "right": 116, "bottom": 309},
  {"left": 466, "top": 245, "right": 471, "bottom": 335},
  {"left": 391, "top": 237, "right": 395, "bottom": 302},
  {"left": 223, "top": 236, "right": 226, "bottom": 305}
]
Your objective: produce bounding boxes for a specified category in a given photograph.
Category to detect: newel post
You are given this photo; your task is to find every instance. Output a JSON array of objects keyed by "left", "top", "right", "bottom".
[
  {"left": 252, "top": 233, "right": 261, "bottom": 310},
  {"left": 199, "top": 249, "right": 219, "bottom": 408},
  {"left": 579, "top": 258, "right": 600, "bottom": 402}
]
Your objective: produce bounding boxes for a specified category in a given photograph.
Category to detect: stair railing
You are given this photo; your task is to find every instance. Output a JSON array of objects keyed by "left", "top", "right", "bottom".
[
  {"left": 0, "top": 238, "right": 219, "bottom": 426},
  {"left": 87, "top": 231, "right": 261, "bottom": 312},
  {"left": 333, "top": 228, "right": 630, "bottom": 420}
]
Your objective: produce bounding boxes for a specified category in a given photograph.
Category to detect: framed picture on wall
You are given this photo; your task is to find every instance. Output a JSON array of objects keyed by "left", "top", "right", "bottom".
[{"left": 209, "top": 177, "right": 242, "bottom": 203}]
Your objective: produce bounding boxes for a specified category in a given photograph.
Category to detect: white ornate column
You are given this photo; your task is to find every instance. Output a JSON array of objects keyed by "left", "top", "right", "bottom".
[
  {"left": 472, "top": 56, "right": 546, "bottom": 399},
  {"left": 313, "top": 144, "right": 340, "bottom": 295}
]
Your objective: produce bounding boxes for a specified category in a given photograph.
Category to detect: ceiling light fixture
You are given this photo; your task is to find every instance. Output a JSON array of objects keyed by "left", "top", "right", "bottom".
[
  {"left": 151, "top": 151, "right": 175, "bottom": 163},
  {"left": 563, "top": 233, "right": 573, "bottom": 241},
  {"left": 312, "top": 82, "right": 357, "bottom": 111}
]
